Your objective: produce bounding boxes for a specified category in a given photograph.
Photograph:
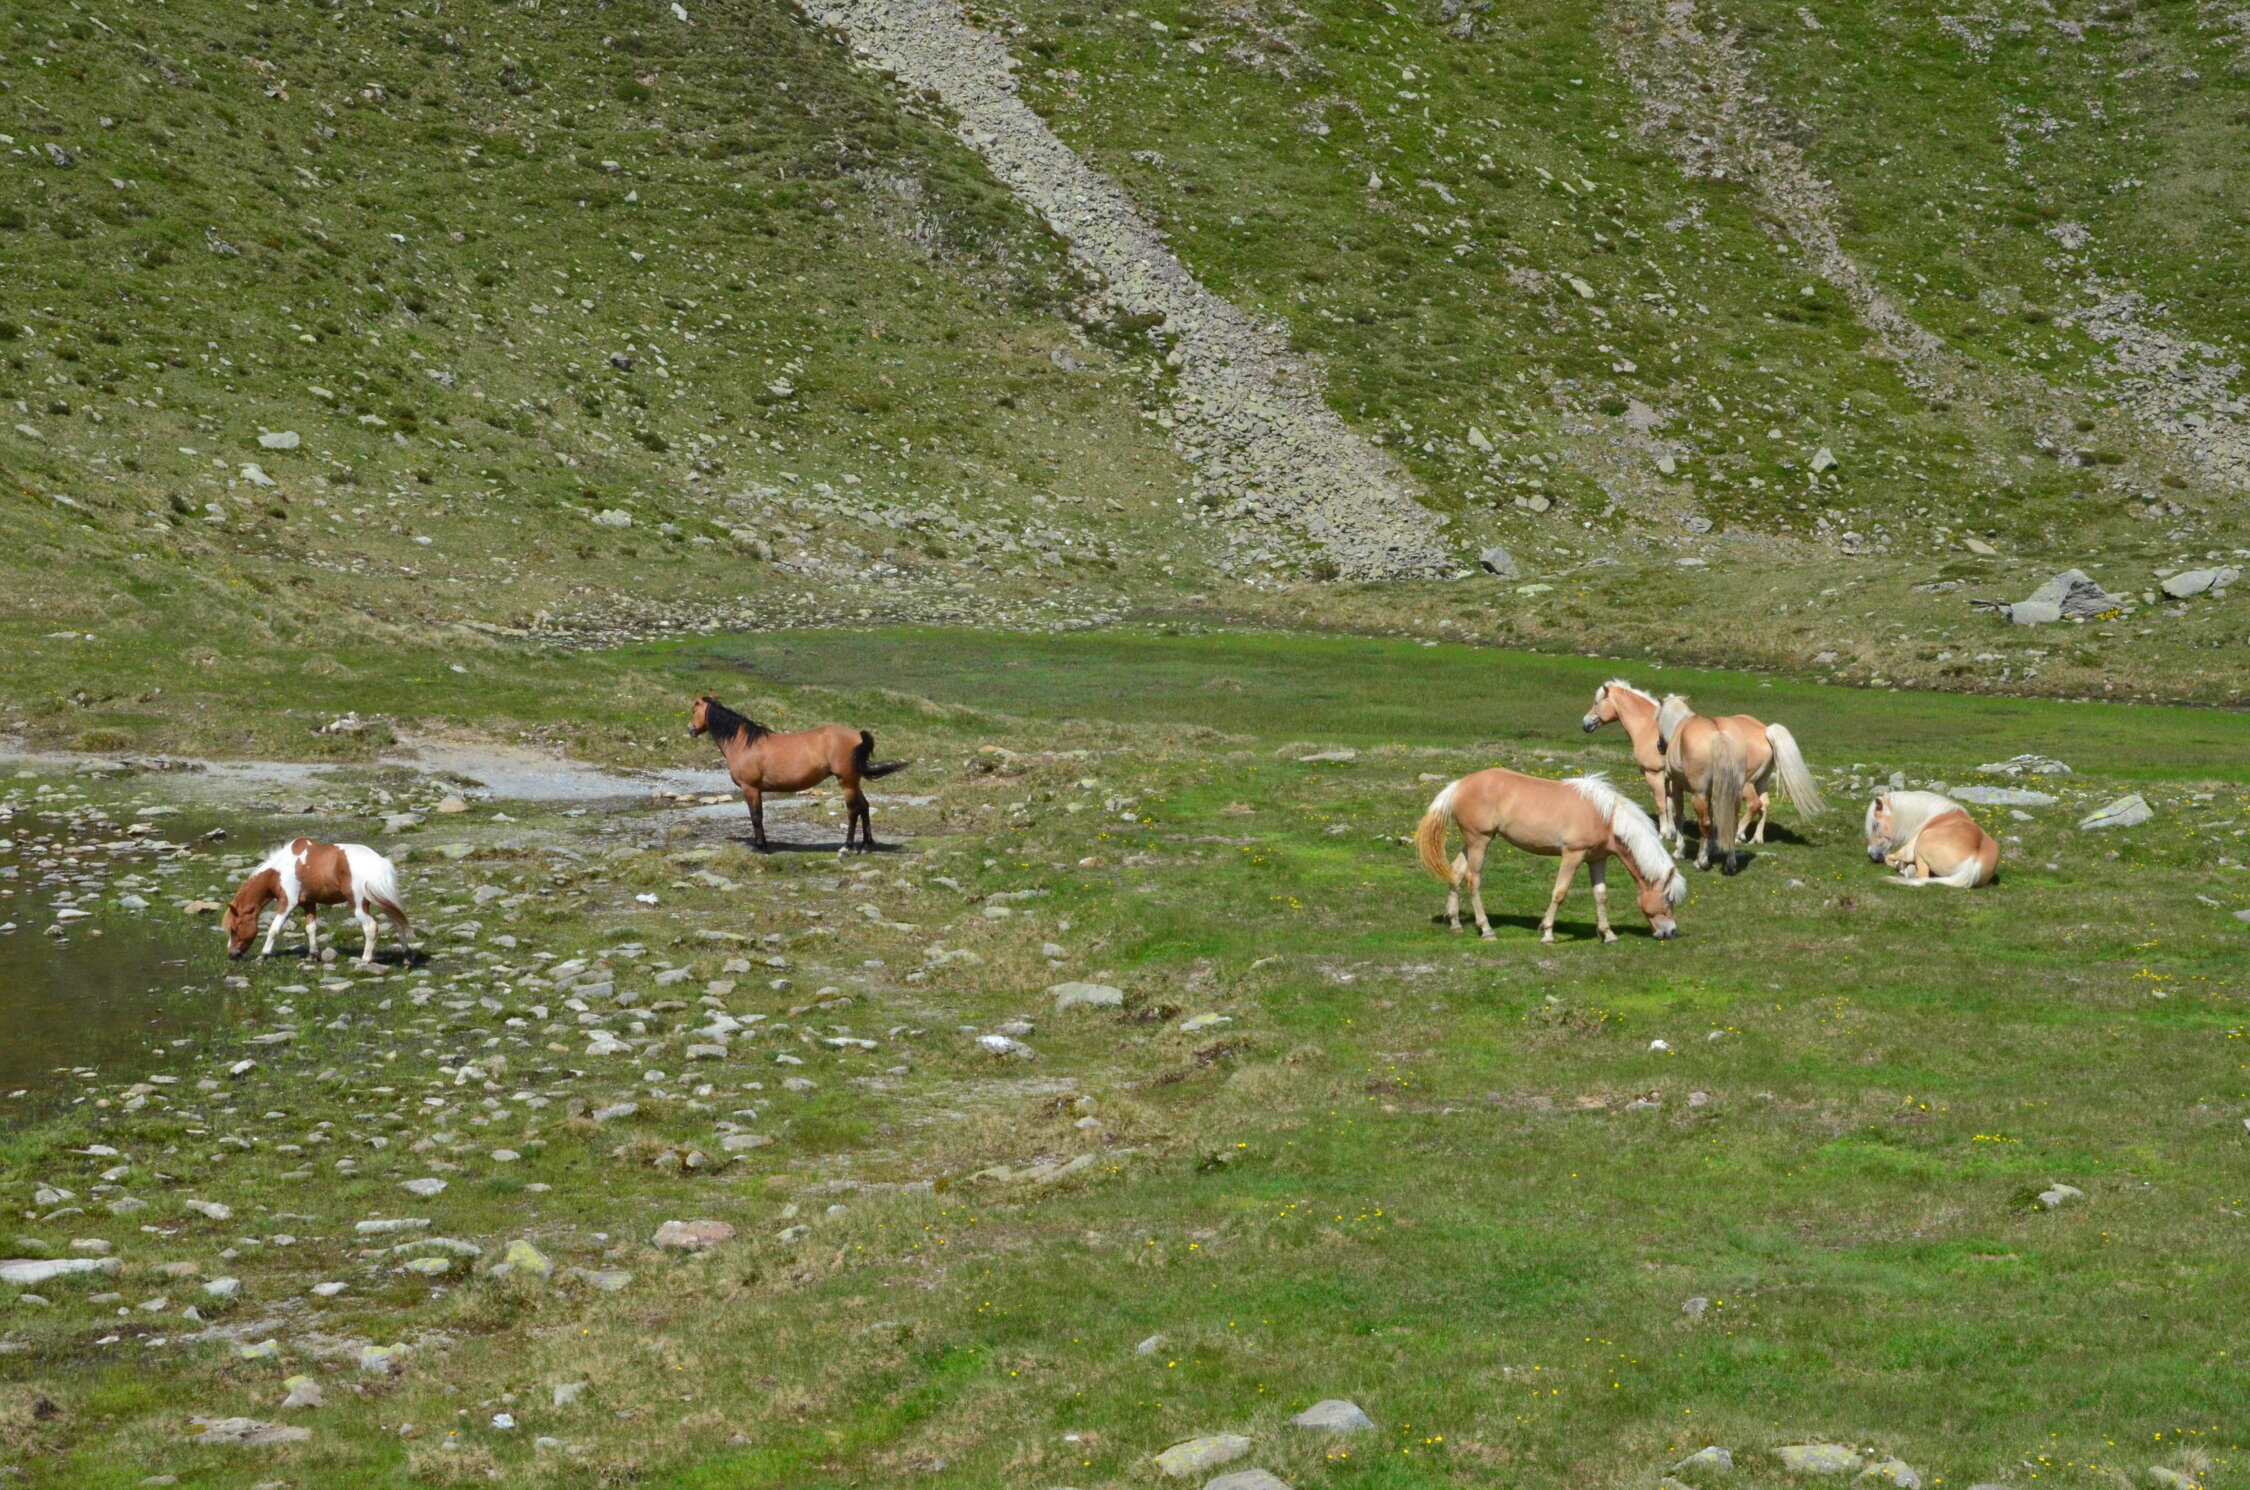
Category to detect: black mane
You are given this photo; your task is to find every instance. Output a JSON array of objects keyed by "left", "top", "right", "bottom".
[{"left": 700, "top": 696, "right": 769, "bottom": 746}]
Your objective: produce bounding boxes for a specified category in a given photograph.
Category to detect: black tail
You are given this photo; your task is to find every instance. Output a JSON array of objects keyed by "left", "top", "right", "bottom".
[{"left": 854, "top": 731, "right": 911, "bottom": 780}]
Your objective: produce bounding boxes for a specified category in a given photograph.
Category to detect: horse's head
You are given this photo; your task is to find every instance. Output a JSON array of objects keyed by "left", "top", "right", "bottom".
[
  {"left": 688, "top": 694, "right": 716, "bottom": 738},
  {"left": 221, "top": 875, "right": 272, "bottom": 958},
  {"left": 1865, "top": 794, "right": 1896, "bottom": 862},
  {"left": 1582, "top": 683, "right": 1618, "bottom": 734},
  {"left": 1636, "top": 865, "right": 1683, "bottom": 939}
]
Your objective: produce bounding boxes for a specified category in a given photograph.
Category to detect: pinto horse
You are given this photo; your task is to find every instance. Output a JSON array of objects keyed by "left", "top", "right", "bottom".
[
  {"left": 1866, "top": 790, "right": 1999, "bottom": 888},
  {"left": 1653, "top": 693, "right": 1826, "bottom": 871},
  {"left": 689, "top": 695, "right": 910, "bottom": 852},
  {"left": 1415, "top": 768, "right": 1684, "bottom": 943},
  {"left": 223, "top": 837, "right": 413, "bottom": 965}
]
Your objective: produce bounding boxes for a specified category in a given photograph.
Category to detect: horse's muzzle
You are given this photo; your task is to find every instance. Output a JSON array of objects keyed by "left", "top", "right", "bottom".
[
  {"left": 1650, "top": 918, "right": 1678, "bottom": 940},
  {"left": 226, "top": 946, "right": 247, "bottom": 960},
  {"left": 1866, "top": 843, "right": 1890, "bottom": 864},
  {"left": 1580, "top": 715, "right": 1601, "bottom": 734}
]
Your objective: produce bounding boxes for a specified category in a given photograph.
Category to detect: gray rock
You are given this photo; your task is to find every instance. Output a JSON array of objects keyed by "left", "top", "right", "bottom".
[
  {"left": 562, "top": 1267, "right": 633, "bottom": 1292},
  {"left": 353, "top": 1218, "right": 429, "bottom": 1236},
  {"left": 1205, "top": 1473, "right": 1291, "bottom": 1490},
  {"left": 1977, "top": 755, "right": 2071, "bottom": 777},
  {"left": 652, "top": 1218, "right": 734, "bottom": 1252},
  {"left": 553, "top": 1381, "right": 588, "bottom": 1407},
  {"left": 1135, "top": 1334, "right": 1166, "bottom": 1356},
  {"left": 1296, "top": 749, "right": 1358, "bottom": 764},
  {"left": 400, "top": 1177, "right": 447, "bottom": 1197},
  {"left": 201, "top": 1276, "right": 242, "bottom": 1299},
  {"left": 1051, "top": 981, "right": 1125, "bottom": 1012},
  {"left": 1681, "top": 1297, "right": 1709, "bottom": 1319},
  {"left": 0, "top": 1257, "right": 118, "bottom": 1286},
  {"left": 2146, "top": 1471, "right": 2196, "bottom": 1490},
  {"left": 2234, "top": 910, "right": 2250, "bottom": 925},
  {"left": 186, "top": 1417, "right": 309, "bottom": 1447},
  {"left": 1674, "top": 1446, "right": 1733, "bottom": 1474},
  {"left": 2078, "top": 795, "right": 2151, "bottom": 831},
  {"left": 1155, "top": 1435, "right": 1253, "bottom": 1478},
  {"left": 1948, "top": 786, "right": 2057, "bottom": 808},
  {"left": 2159, "top": 566, "right": 2237, "bottom": 599},
  {"left": 257, "top": 430, "right": 302, "bottom": 450},
  {"left": 1289, "top": 1399, "right": 1373, "bottom": 1432},
  {"left": 1973, "top": 569, "right": 2123, "bottom": 625},
  {"left": 1478, "top": 545, "right": 1519, "bottom": 578},
  {"left": 2036, "top": 1182, "right": 2084, "bottom": 1209},
  {"left": 183, "top": 1199, "right": 233, "bottom": 1221},
  {"left": 1778, "top": 1445, "right": 1865, "bottom": 1476},
  {"left": 1860, "top": 1460, "right": 1921, "bottom": 1490},
  {"left": 281, "top": 1374, "right": 324, "bottom": 1410}
]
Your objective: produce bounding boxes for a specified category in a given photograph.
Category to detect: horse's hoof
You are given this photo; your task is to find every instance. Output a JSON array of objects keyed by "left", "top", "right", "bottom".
[
  {"left": 1480, "top": 930, "right": 1497, "bottom": 941},
  {"left": 1602, "top": 931, "right": 1619, "bottom": 944}
]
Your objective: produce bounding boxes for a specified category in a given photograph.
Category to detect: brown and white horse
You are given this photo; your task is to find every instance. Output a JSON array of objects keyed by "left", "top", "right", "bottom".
[
  {"left": 223, "top": 837, "right": 413, "bottom": 964},
  {"left": 1580, "top": 680, "right": 1678, "bottom": 841},
  {"left": 1654, "top": 693, "right": 1826, "bottom": 872},
  {"left": 1865, "top": 790, "right": 1999, "bottom": 888},
  {"left": 689, "top": 695, "right": 910, "bottom": 853},
  {"left": 1415, "top": 768, "right": 1685, "bottom": 943}
]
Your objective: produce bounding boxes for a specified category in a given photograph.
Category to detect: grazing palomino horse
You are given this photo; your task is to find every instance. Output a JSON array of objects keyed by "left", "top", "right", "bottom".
[
  {"left": 1654, "top": 693, "right": 1826, "bottom": 872},
  {"left": 1415, "top": 769, "right": 1684, "bottom": 943},
  {"left": 689, "top": 694, "right": 909, "bottom": 853},
  {"left": 1580, "top": 679, "right": 1678, "bottom": 841},
  {"left": 224, "top": 837, "right": 413, "bottom": 965},
  {"left": 1865, "top": 790, "right": 1999, "bottom": 888}
]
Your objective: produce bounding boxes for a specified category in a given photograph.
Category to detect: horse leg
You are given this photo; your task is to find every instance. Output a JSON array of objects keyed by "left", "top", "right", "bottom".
[
  {"left": 356, "top": 902, "right": 381, "bottom": 965},
  {"left": 744, "top": 786, "right": 768, "bottom": 852},
  {"left": 1463, "top": 836, "right": 1494, "bottom": 940},
  {"left": 261, "top": 899, "right": 291, "bottom": 958},
  {"left": 848, "top": 786, "right": 875, "bottom": 852},
  {"left": 1443, "top": 851, "right": 1464, "bottom": 933},
  {"left": 1538, "top": 851, "right": 1584, "bottom": 944},
  {"left": 1749, "top": 787, "right": 1771, "bottom": 844},
  {"left": 1589, "top": 859, "right": 1617, "bottom": 944},
  {"left": 1645, "top": 770, "right": 1675, "bottom": 845},
  {"left": 302, "top": 908, "right": 320, "bottom": 960},
  {"left": 1691, "top": 793, "right": 1714, "bottom": 871}
]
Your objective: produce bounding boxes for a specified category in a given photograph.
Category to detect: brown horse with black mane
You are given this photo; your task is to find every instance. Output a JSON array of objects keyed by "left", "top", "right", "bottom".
[{"left": 689, "top": 695, "right": 910, "bottom": 852}]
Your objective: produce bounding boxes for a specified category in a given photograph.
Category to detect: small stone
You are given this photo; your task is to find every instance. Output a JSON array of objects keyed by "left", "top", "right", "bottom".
[
  {"left": 1051, "top": 981, "right": 1125, "bottom": 1012},
  {"left": 721, "top": 1133, "right": 772, "bottom": 1152},
  {"left": 236, "top": 1339, "right": 281, "bottom": 1361},
  {"left": 1205, "top": 1473, "right": 1290, "bottom": 1490},
  {"left": 187, "top": 1417, "right": 309, "bottom": 1446},
  {"left": 403, "top": 1256, "right": 452, "bottom": 1276},
  {"left": 562, "top": 1267, "right": 633, "bottom": 1292},
  {"left": 977, "top": 1034, "right": 1033, "bottom": 1059},
  {"left": 359, "top": 1342, "right": 407, "bottom": 1374},
  {"left": 1675, "top": 1446, "right": 1734, "bottom": 1474},
  {"left": 434, "top": 796, "right": 470, "bottom": 814},
  {"left": 1682, "top": 1297, "right": 1709, "bottom": 1318},
  {"left": 490, "top": 1149, "right": 521, "bottom": 1163},
  {"left": 553, "top": 1381, "right": 588, "bottom": 1407},
  {"left": 2147, "top": 1476, "right": 2195, "bottom": 1490},
  {"left": 353, "top": 1218, "right": 429, "bottom": 1236},
  {"left": 652, "top": 1218, "right": 735, "bottom": 1252},
  {"left": 69, "top": 1238, "right": 112, "bottom": 1256},
  {"left": 257, "top": 430, "right": 302, "bottom": 450},
  {"left": 1810, "top": 447, "right": 1837, "bottom": 473},
  {"left": 1778, "top": 1445, "right": 1864, "bottom": 1476},
  {"left": 400, "top": 1177, "right": 447, "bottom": 1198},
  {"left": 2160, "top": 567, "right": 2237, "bottom": 599},
  {"left": 591, "top": 1102, "right": 640, "bottom": 1124},
  {"left": 1154, "top": 1434, "right": 1253, "bottom": 1478},
  {"left": 500, "top": 1239, "right": 553, "bottom": 1278},
  {"left": 202, "top": 1276, "right": 242, "bottom": 1300},
  {"left": 1860, "top": 1459, "right": 1921, "bottom": 1490},
  {"left": 1135, "top": 1334, "right": 1165, "bottom": 1356},
  {"left": 1296, "top": 749, "right": 1357, "bottom": 764},
  {"left": 281, "top": 1375, "right": 324, "bottom": 1410},
  {"left": 184, "top": 1199, "right": 233, "bottom": 1221},
  {"left": 2036, "top": 1182, "right": 2084, "bottom": 1209},
  {"left": 2079, "top": 795, "right": 2151, "bottom": 831},
  {"left": 1179, "top": 1013, "right": 1231, "bottom": 1033},
  {"left": 311, "top": 1282, "right": 347, "bottom": 1298},
  {"left": 1290, "top": 1399, "right": 1373, "bottom": 1432},
  {"left": 1478, "top": 545, "right": 1518, "bottom": 578}
]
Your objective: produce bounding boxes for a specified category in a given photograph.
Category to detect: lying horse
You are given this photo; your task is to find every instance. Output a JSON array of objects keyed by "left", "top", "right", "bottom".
[
  {"left": 1654, "top": 693, "right": 1826, "bottom": 872},
  {"left": 689, "top": 694, "right": 909, "bottom": 852},
  {"left": 1865, "top": 790, "right": 1999, "bottom": 888},
  {"left": 1415, "top": 768, "right": 1684, "bottom": 943},
  {"left": 224, "top": 837, "right": 413, "bottom": 964}
]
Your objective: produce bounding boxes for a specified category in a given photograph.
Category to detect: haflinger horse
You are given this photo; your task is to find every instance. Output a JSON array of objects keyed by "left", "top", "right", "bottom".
[
  {"left": 1580, "top": 679, "right": 1679, "bottom": 842},
  {"left": 224, "top": 837, "right": 413, "bottom": 965},
  {"left": 1416, "top": 768, "right": 1685, "bottom": 943},
  {"left": 1653, "top": 693, "right": 1826, "bottom": 874},
  {"left": 689, "top": 695, "right": 910, "bottom": 853},
  {"left": 1865, "top": 790, "right": 2000, "bottom": 888}
]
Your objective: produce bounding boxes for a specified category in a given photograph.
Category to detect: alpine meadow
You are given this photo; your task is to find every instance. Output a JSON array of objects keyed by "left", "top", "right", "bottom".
[{"left": 0, "top": 0, "right": 2246, "bottom": 1488}]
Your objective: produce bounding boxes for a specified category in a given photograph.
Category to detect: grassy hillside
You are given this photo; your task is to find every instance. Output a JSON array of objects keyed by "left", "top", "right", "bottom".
[{"left": 2, "top": 0, "right": 2248, "bottom": 742}]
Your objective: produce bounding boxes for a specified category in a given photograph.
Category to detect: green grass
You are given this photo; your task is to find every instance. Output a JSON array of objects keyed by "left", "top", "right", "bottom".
[{"left": 1, "top": 627, "right": 2246, "bottom": 1486}]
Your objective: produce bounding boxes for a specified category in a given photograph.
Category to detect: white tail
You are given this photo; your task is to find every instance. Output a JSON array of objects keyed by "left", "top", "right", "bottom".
[{"left": 1764, "top": 724, "right": 1826, "bottom": 818}]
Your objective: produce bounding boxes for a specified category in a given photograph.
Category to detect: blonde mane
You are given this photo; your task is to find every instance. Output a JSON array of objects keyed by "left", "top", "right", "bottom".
[
  {"left": 1569, "top": 775, "right": 1687, "bottom": 904},
  {"left": 1867, "top": 789, "right": 1961, "bottom": 847},
  {"left": 1655, "top": 693, "right": 1695, "bottom": 752},
  {"left": 1601, "top": 678, "right": 1659, "bottom": 709}
]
